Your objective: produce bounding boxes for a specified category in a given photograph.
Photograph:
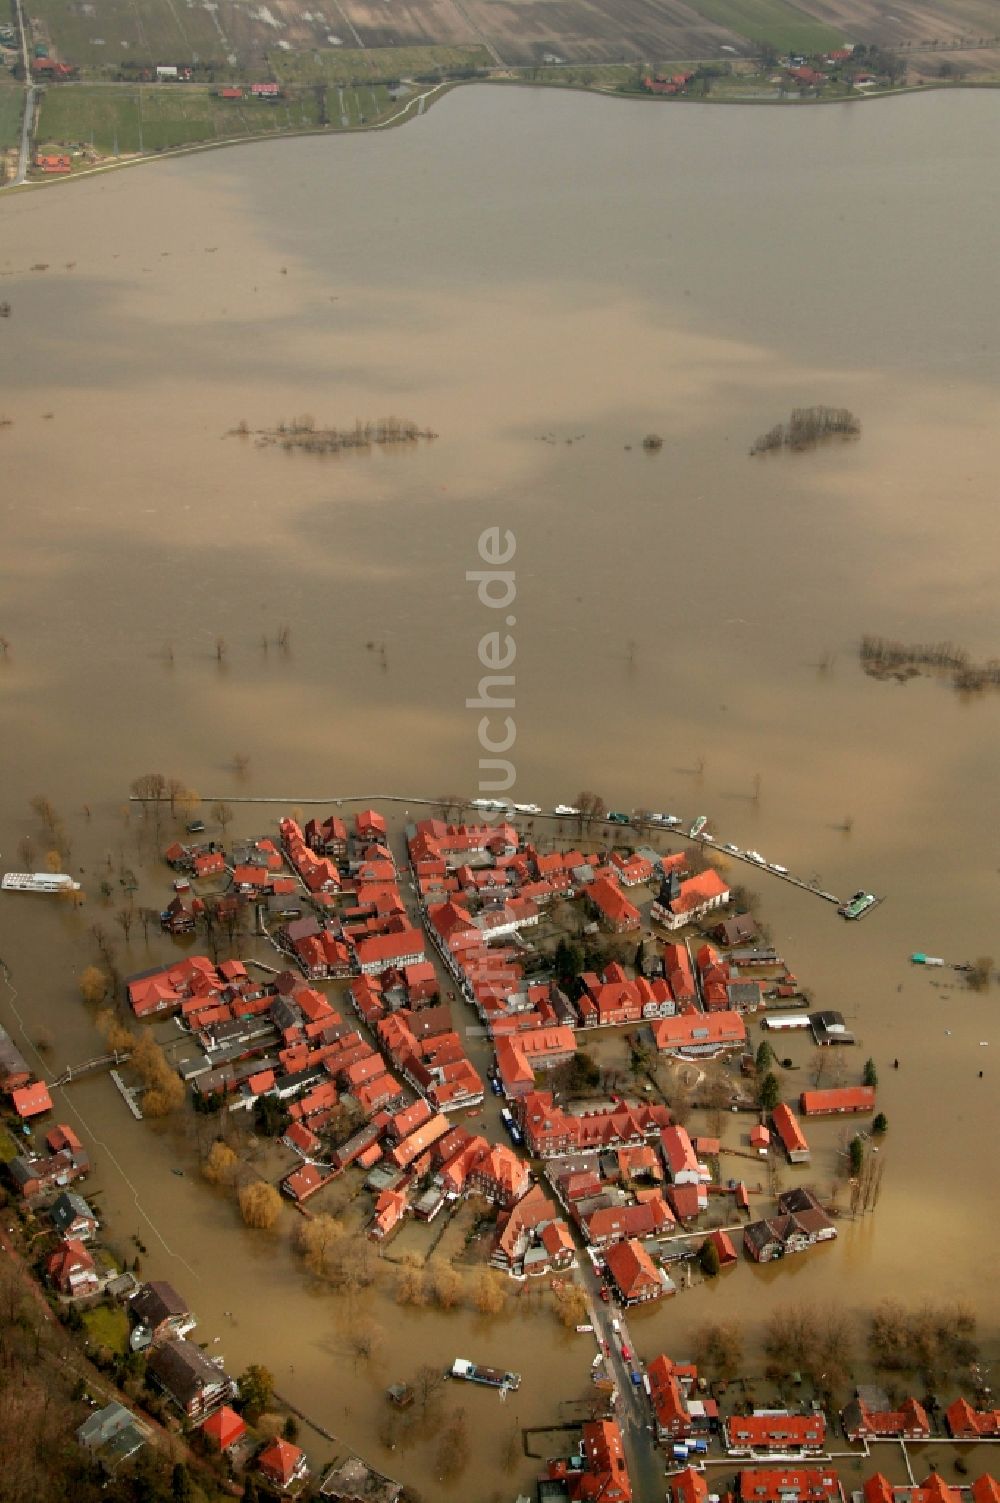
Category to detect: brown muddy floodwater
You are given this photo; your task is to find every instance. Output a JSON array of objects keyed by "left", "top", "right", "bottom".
[{"left": 1, "top": 85, "right": 999, "bottom": 1499}]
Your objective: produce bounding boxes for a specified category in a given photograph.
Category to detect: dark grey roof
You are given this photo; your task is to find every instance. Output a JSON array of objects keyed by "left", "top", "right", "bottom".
[
  {"left": 147, "top": 1338, "right": 231, "bottom": 1406},
  {"left": 130, "top": 1280, "right": 189, "bottom": 1327},
  {"left": 270, "top": 996, "right": 303, "bottom": 1033},
  {"left": 7, "top": 1156, "right": 35, "bottom": 1188},
  {"left": 77, "top": 1400, "right": 148, "bottom": 1459},
  {"left": 50, "top": 1190, "right": 97, "bottom": 1232},
  {"left": 727, "top": 981, "right": 762, "bottom": 1008},
  {"left": 0, "top": 1024, "right": 29, "bottom": 1086},
  {"left": 744, "top": 1218, "right": 780, "bottom": 1253}
]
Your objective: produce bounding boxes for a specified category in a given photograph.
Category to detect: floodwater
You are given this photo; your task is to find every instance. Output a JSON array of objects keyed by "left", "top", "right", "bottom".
[{"left": 1, "top": 85, "right": 999, "bottom": 1496}]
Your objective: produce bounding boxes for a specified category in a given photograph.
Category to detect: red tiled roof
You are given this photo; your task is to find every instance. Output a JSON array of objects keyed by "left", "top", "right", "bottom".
[
  {"left": 12, "top": 1081, "right": 53, "bottom": 1118},
  {"left": 772, "top": 1102, "right": 809, "bottom": 1154},
  {"left": 258, "top": 1436, "right": 305, "bottom": 1485},
  {"left": 605, "top": 1236, "right": 661, "bottom": 1299},
  {"left": 739, "top": 1468, "right": 842, "bottom": 1503},
  {"left": 202, "top": 1405, "right": 246, "bottom": 1449},
  {"left": 799, "top": 1086, "right": 876, "bottom": 1115}
]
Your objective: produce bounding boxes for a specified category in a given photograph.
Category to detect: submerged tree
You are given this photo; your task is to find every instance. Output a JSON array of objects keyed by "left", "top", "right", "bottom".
[{"left": 238, "top": 1180, "right": 282, "bottom": 1230}]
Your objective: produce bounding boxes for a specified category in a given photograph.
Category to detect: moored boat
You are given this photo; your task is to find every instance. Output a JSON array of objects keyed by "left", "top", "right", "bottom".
[
  {"left": 838, "top": 890, "right": 880, "bottom": 920},
  {"left": 2, "top": 871, "right": 81, "bottom": 893},
  {"left": 450, "top": 1358, "right": 521, "bottom": 1390}
]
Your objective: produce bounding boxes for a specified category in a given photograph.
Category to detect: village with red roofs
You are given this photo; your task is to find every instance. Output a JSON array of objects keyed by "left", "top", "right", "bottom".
[{"left": 1, "top": 798, "right": 995, "bottom": 1502}]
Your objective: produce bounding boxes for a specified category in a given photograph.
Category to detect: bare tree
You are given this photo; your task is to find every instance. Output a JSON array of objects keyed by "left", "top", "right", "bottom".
[
  {"left": 575, "top": 791, "right": 607, "bottom": 835},
  {"left": 412, "top": 1363, "right": 446, "bottom": 1414},
  {"left": 130, "top": 772, "right": 166, "bottom": 805},
  {"left": 115, "top": 907, "right": 134, "bottom": 944},
  {"left": 348, "top": 1317, "right": 382, "bottom": 1363},
  {"left": 694, "top": 1320, "right": 744, "bottom": 1378},
  {"left": 176, "top": 787, "right": 201, "bottom": 821},
  {"left": 90, "top": 923, "right": 117, "bottom": 970},
  {"left": 16, "top": 835, "right": 34, "bottom": 871},
  {"left": 232, "top": 753, "right": 250, "bottom": 778},
  {"left": 211, "top": 802, "right": 234, "bottom": 835},
  {"left": 810, "top": 1048, "right": 829, "bottom": 1087},
  {"left": 165, "top": 778, "right": 185, "bottom": 814},
  {"left": 215, "top": 636, "right": 227, "bottom": 663}
]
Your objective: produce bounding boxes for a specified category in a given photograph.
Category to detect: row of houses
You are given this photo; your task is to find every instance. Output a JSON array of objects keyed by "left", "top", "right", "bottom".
[
  {"left": 669, "top": 1468, "right": 1000, "bottom": 1503},
  {"left": 649, "top": 1365, "right": 996, "bottom": 1460}
]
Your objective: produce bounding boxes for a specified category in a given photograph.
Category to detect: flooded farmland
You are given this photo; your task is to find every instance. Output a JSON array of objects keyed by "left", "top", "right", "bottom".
[{"left": 1, "top": 84, "right": 999, "bottom": 1499}]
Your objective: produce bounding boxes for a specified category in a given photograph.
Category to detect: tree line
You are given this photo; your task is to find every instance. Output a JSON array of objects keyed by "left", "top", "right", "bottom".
[
  {"left": 860, "top": 635, "right": 1000, "bottom": 692},
  {"left": 751, "top": 406, "right": 861, "bottom": 455}
]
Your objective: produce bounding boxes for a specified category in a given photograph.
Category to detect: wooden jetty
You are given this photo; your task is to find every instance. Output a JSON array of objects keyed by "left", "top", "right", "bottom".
[{"left": 110, "top": 1069, "right": 143, "bottom": 1119}]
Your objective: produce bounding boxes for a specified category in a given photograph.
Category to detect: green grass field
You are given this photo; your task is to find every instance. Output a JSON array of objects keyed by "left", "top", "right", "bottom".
[
  {"left": 35, "top": 81, "right": 409, "bottom": 154},
  {"left": 516, "top": 63, "right": 638, "bottom": 89},
  {"left": 81, "top": 1303, "right": 129, "bottom": 1356},
  {"left": 686, "top": 0, "right": 844, "bottom": 53},
  {"left": 36, "top": 85, "right": 327, "bottom": 153},
  {"left": 0, "top": 86, "right": 25, "bottom": 149},
  {"left": 270, "top": 44, "right": 493, "bottom": 87}
]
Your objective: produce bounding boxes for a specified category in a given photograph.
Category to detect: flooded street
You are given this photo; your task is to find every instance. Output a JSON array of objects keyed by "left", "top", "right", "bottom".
[{"left": 1, "top": 85, "right": 999, "bottom": 1496}]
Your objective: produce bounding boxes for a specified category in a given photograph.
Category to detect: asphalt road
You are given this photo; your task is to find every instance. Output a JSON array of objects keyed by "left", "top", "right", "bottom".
[{"left": 576, "top": 1247, "right": 665, "bottom": 1501}]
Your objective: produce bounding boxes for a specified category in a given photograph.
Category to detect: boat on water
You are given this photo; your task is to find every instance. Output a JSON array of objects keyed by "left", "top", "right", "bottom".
[
  {"left": 450, "top": 1358, "right": 521, "bottom": 1390},
  {"left": 2, "top": 872, "right": 81, "bottom": 893},
  {"left": 839, "top": 890, "right": 880, "bottom": 920},
  {"left": 689, "top": 815, "right": 708, "bottom": 839}
]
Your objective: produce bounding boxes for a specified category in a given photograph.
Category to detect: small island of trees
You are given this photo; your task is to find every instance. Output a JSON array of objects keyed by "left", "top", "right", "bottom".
[
  {"left": 750, "top": 406, "right": 861, "bottom": 455},
  {"left": 860, "top": 634, "right": 1000, "bottom": 693},
  {"left": 232, "top": 414, "right": 437, "bottom": 455}
]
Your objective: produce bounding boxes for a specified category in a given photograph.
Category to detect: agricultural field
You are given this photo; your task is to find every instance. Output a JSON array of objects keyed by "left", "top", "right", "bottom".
[
  {"left": 797, "top": 0, "right": 1000, "bottom": 50},
  {"left": 34, "top": 83, "right": 334, "bottom": 154},
  {"left": 25, "top": 0, "right": 387, "bottom": 71},
  {"left": 23, "top": 0, "right": 1000, "bottom": 84},
  {"left": 270, "top": 43, "right": 493, "bottom": 85},
  {"left": 684, "top": 0, "right": 844, "bottom": 54},
  {"left": 0, "top": 85, "right": 25, "bottom": 149},
  {"left": 26, "top": 0, "right": 226, "bottom": 69},
  {"left": 454, "top": 0, "right": 744, "bottom": 66},
  {"left": 328, "top": 0, "right": 482, "bottom": 50}
]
